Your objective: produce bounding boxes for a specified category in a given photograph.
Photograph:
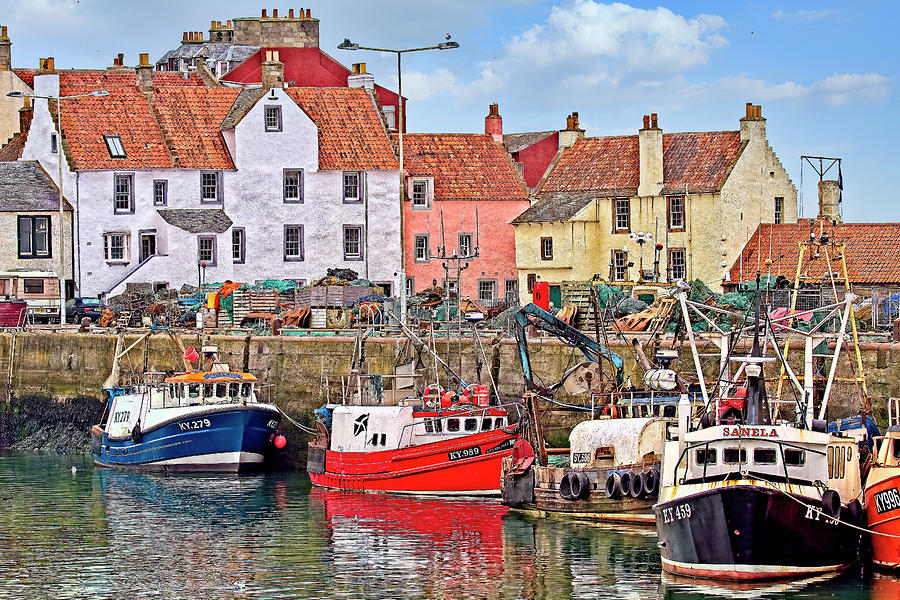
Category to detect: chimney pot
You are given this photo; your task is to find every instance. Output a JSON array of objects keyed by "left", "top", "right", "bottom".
[
  {"left": 262, "top": 9, "right": 267, "bottom": 17},
  {"left": 642, "top": 115, "right": 650, "bottom": 129},
  {"left": 484, "top": 103, "right": 503, "bottom": 141},
  {"left": 273, "top": 9, "right": 278, "bottom": 18},
  {"left": 1, "top": 26, "right": 7, "bottom": 38},
  {"left": 746, "top": 102, "right": 753, "bottom": 118},
  {"left": 289, "top": 9, "right": 294, "bottom": 18},
  {"left": 567, "top": 115, "right": 574, "bottom": 129},
  {"left": 46, "top": 57, "right": 54, "bottom": 72},
  {"left": 306, "top": 9, "right": 311, "bottom": 18},
  {"left": 211, "top": 20, "right": 216, "bottom": 29},
  {"left": 139, "top": 53, "right": 149, "bottom": 67},
  {"left": 183, "top": 31, "right": 188, "bottom": 42},
  {"left": 651, "top": 113, "right": 658, "bottom": 128}
]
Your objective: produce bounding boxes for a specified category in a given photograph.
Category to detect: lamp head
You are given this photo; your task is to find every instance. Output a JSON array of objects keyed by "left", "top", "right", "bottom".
[
  {"left": 6, "top": 91, "right": 24, "bottom": 98},
  {"left": 337, "top": 38, "right": 359, "bottom": 51},
  {"left": 91, "top": 90, "right": 109, "bottom": 97},
  {"left": 629, "top": 232, "right": 637, "bottom": 241}
]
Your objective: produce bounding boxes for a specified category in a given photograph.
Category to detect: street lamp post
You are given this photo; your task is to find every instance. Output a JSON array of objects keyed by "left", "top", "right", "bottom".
[
  {"left": 629, "top": 231, "right": 653, "bottom": 283},
  {"left": 7, "top": 89, "right": 108, "bottom": 326},
  {"left": 338, "top": 36, "right": 459, "bottom": 323}
]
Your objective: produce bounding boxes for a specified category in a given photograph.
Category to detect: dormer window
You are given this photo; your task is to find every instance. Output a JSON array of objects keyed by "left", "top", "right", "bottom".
[
  {"left": 103, "top": 135, "right": 126, "bottom": 158},
  {"left": 265, "top": 105, "right": 282, "bottom": 132}
]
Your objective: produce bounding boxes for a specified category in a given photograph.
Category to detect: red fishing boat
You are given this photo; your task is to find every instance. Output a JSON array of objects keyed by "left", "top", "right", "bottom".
[
  {"left": 865, "top": 399, "right": 900, "bottom": 569},
  {"left": 308, "top": 376, "right": 521, "bottom": 495}
]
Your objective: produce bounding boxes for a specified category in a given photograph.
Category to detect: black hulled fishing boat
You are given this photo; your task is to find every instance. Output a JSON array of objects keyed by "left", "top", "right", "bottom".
[{"left": 654, "top": 293, "right": 864, "bottom": 581}]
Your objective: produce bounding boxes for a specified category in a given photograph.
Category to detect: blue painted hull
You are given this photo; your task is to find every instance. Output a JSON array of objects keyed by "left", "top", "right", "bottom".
[{"left": 92, "top": 405, "right": 281, "bottom": 472}]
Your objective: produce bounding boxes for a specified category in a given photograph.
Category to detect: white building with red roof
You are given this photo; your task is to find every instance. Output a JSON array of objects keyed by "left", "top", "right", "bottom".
[{"left": 14, "top": 57, "right": 400, "bottom": 298}]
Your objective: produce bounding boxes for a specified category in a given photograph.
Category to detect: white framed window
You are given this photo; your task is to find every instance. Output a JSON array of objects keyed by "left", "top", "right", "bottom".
[
  {"left": 343, "top": 225, "right": 363, "bottom": 261},
  {"left": 505, "top": 279, "right": 519, "bottom": 303},
  {"left": 265, "top": 105, "right": 282, "bottom": 132},
  {"left": 414, "top": 234, "right": 429, "bottom": 263},
  {"left": 478, "top": 280, "right": 497, "bottom": 302},
  {"left": 198, "top": 235, "right": 216, "bottom": 266},
  {"left": 667, "top": 196, "right": 685, "bottom": 230},
  {"left": 775, "top": 197, "right": 784, "bottom": 224},
  {"left": 17, "top": 216, "right": 51, "bottom": 259},
  {"left": 382, "top": 105, "right": 396, "bottom": 130},
  {"left": 540, "top": 237, "right": 553, "bottom": 260},
  {"left": 103, "top": 232, "right": 129, "bottom": 262},
  {"left": 410, "top": 178, "right": 431, "bottom": 209},
  {"left": 613, "top": 198, "right": 630, "bottom": 232},
  {"left": 284, "top": 169, "right": 303, "bottom": 203},
  {"left": 104, "top": 135, "right": 126, "bottom": 158},
  {"left": 406, "top": 277, "right": 414, "bottom": 297},
  {"left": 669, "top": 248, "right": 686, "bottom": 281},
  {"left": 232, "top": 228, "right": 245, "bottom": 264},
  {"left": 612, "top": 250, "right": 628, "bottom": 281},
  {"left": 113, "top": 173, "right": 133, "bottom": 214},
  {"left": 284, "top": 225, "right": 304, "bottom": 261},
  {"left": 343, "top": 171, "right": 361, "bottom": 203},
  {"left": 201, "top": 171, "right": 222, "bottom": 203},
  {"left": 458, "top": 233, "right": 472, "bottom": 257},
  {"left": 153, "top": 180, "right": 167, "bottom": 206}
]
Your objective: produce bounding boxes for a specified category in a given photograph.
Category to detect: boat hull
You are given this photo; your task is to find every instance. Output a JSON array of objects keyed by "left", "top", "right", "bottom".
[
  {"left": 308, "top": 430, "right": 518, "bottom": 495},
  {"left": 92, "top": 405, "right": 281, "bottom": 472},
  {"left": 865, "top": 472, "right": 900, "bottom": 569},
  {"left": 654, "top": 483, "right": 858, "bottom": 580},
  {"left": 501, "top": 464, "right": 656, "bottom": 525}
]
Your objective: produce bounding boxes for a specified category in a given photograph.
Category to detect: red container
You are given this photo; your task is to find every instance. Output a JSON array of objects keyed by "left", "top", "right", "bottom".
[
  {"left": 533, "top": 281, "right": 549, "bottom": 310},
  {"left": 0, "top": 301, "right": 27, "bottom": 327}
]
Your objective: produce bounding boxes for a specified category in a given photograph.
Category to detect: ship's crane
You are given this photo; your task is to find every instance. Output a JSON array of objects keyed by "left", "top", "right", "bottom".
[{"left": 513, "top": 303, "right": 625, "bottom": 396}]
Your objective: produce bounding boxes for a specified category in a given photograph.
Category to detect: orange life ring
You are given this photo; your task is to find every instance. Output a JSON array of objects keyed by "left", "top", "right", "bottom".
[{"left": 603, "top": 404, "right": 619, "bottom": 419}]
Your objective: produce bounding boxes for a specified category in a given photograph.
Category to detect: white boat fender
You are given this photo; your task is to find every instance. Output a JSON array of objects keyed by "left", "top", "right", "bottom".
[{"left": 821, "top": 489, "right": 842, "bottom": 520}]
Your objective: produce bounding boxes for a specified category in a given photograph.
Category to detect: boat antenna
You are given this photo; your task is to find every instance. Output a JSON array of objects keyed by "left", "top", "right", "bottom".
[{"left": 742, "top": 286, "right": 772, "bottom": 426}]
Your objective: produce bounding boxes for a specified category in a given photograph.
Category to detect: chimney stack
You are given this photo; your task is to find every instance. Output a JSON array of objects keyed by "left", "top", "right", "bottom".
[
  {"left": 19, "top": 95, "right": 32, "bottom": 134},
  {"left": 485, "top": 103, "right": 502, "bottom": 142},
  {"left": 559, "top": 111, "right": 585, "bottom": 149},
  {"left": 638, "top": 113, "right": 663, "bottom": 197},
  {"left": 347, "top": 62, "right": 374, "bottom": 90},
  {"left": 818, "top": 180, "right": 841, "bottom": 223},
  {"left": 740, "top": 101, "right": 766, "bottom": 142},
  {"left": 136, "top": 52, "right": 153, "bottom": 93},
  {"left": 0, "top": 26, "right": 11, "bottom": 72},
  {"left": 261, "top": 50, "right": 284, "bottom": 89}
]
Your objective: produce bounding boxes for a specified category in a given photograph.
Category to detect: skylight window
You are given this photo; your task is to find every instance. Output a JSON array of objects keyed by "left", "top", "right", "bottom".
[{"left": 103, "top": 135, "right": 126, "bottom": 158}]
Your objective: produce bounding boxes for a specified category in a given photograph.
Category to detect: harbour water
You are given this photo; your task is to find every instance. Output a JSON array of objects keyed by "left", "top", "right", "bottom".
[{"left": 0, "top": 451, "right": 890, "bottom": 599}]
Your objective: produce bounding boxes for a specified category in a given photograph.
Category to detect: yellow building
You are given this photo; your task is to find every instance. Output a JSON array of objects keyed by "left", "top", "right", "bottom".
[{"left": 512, "top": 104, "right": 797, "bottom": 305}]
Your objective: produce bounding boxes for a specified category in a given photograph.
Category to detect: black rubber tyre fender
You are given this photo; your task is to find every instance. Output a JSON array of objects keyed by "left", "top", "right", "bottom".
[
  {"left": 619, "top": 471, "right": 633, "bottom": 500},
  {"left": 629, "top": 471, "right": 645, "bottom": 498},
  {"left": 605, "top": 472, "right": 622, "bottom": 499},
  {"left": 571, "top": 471, "right": 591, "bottom": 500},
  {"left": 846, "top": 498, "right": 865, "bottom": 526},
  {"left": 821, "top": 489, "right": 842, "bottom": 520},
  {"left": 642, "top": 469, "right": 659, "bottom": 496},
  {"left": 559, "top": 472, "right": 575, "bottom": 501}
]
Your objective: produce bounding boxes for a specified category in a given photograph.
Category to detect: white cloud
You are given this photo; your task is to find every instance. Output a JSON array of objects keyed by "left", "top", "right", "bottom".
[
  {"left": 772, "top": 9, "right": 841, "bottom": 22},
  {"left": 716, "top": 72, "right": 893, "bottom": 107},
  {"left": 403, "top": 68, "right": 464, "bottom": 102}
]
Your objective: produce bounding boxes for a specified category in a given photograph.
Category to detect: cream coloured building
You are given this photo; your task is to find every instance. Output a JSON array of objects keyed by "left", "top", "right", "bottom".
[{"left": 512, "top": 104, "right": 797, "bottom": 304}]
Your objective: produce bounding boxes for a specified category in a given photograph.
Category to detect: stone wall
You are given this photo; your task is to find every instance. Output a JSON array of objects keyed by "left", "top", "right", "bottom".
[{"left": 1, "top": 331, "right": 897, "bottom": 425}]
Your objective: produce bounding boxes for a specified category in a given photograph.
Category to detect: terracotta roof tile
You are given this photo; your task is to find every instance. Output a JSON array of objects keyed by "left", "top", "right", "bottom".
[
  {"left": 285, "top": 87, "right": 397, "bottom": 171},
  {"left": 541, "top": 131, "right": 743, "bottom": 196},
  {"left": 730, "top": 219, "right": 900, "bottom": 285},
  {"left": 0, "top": 131, "right": 26, "bottom": 161},
  {"left": 402, "top": 133, "right": 527, "bottom": 200},
  {"left": 152, "top": 87, "right": 240, "bottom": 169},
  {"left": 13, "top": 69, "right": 34, "bottom": 88}
]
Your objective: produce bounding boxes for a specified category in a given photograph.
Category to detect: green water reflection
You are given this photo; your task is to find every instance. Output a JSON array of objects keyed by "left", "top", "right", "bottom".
[{"left": 0, "top": 452, "right": 891, "bottom": 599}]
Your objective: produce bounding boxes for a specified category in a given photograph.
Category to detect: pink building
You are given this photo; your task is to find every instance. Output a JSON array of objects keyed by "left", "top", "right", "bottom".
[{"left": 403, "top": 122, "right": 529, "bottom": 304}]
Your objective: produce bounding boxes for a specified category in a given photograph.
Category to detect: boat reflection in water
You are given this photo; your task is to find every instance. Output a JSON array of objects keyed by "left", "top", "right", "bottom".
[
  {"left": 657, "top": 571, "right": 850, "bottom": 599},
  {"left": 310, "top": 488, "right": 663, "bottom": 599}
]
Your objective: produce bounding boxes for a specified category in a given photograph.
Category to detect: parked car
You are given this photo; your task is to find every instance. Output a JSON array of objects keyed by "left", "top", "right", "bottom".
[{"left": 66, "top": 297, "right": 105, "bottom": 323}]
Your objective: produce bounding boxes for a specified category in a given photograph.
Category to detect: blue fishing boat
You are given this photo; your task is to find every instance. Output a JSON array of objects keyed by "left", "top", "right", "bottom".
[{"left": 91, "top": 343, "right": 283, "bottom": 472}]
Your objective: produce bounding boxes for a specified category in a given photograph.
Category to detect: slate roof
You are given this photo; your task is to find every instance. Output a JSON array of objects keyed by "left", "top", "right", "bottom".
[
  {"left": 285, "top": 87, "right": 398, "bottom": 171},
  {"left": 0, "top": 131, "right": 26, "bottom": 161},
  {"left": 503, "top": 131, "right": 556, "bottom": 154},
  {"left": 729, "top": 219, "right": 900, "bottom": 285},
  {"left": 157, "top": 42, "right": 258, "bottom": 65},
  {"left": 402, "top": 133, "right": 527, "bottom": 200},
  {"left": 0, "top": 161, "right": 72, "bottom": 211},
  {"left": 511, "top": 192, "right": 594, "bottom": 224},
  {"left": 220, "top": 88, "right": 265, "bottom": 130},
  {"left": 157, "top": 209, "right": 232, "bottom": 233}
]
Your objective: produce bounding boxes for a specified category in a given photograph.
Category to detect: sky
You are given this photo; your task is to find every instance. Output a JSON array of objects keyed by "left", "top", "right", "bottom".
[{"left": 1, "top": 0, "right": 896, "bottom": 222}]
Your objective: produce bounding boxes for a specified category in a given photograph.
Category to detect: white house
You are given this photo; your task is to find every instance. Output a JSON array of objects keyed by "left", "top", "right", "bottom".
[{"left": 17, "top": 63, "right": 401, "bottom": 298}]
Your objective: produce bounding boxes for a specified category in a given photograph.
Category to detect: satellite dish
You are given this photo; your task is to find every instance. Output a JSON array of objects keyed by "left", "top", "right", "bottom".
[{"left": 562, "top": 361, "right": 603, "bottom": 395}]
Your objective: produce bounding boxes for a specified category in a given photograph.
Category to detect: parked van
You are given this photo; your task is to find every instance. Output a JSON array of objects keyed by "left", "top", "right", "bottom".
[{"left": 0, "top": 270, "right": 61, "bottom": 323}]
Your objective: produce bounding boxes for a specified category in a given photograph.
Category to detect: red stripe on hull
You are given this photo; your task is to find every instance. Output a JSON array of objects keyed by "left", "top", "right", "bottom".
[
  {"left": 310, "top": 430, "right": 518, "bottom": 495},
  {"left": 865, "top": 473, "right": 900, "bottom": 569}
]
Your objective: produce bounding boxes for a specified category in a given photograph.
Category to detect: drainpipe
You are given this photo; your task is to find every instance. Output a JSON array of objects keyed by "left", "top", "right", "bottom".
[
  {"left": 75, "top": 171, "right": 81, "bottom": 294},
  {"left": 364, "top": 171, "right": 369, "bottom": 280}
]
